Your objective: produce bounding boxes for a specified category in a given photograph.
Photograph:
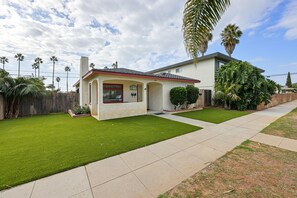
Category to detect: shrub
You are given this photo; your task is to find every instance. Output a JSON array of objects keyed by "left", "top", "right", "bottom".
[
  {"left": 72, "top": 105, "right": 90, "bottom": 115},
  {"left": 186, "top": 85, "right": 199, "bottom": 105},
  {"left": 170, "top": 87, "right": 187, "bottom": 110},
  {"left": 215, "top": 61, "right": 277, "bottom": 110}
]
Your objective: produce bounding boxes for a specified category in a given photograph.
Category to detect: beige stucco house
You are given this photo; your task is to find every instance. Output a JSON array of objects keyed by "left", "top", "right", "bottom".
[{"left": 75, "top": 57, "right": 200, "bottom": 120}]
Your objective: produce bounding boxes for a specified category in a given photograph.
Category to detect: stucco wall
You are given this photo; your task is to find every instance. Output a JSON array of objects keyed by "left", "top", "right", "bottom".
[
  {"left": 155, "top": 59, "right": 216, "bottom": 93},
  {"left": 0, "top": 94, "right": 4, "bottom": 120},
  {"left": 84, "top": 74, "right": 194, "bottom": 120},
  {"left": 257, "top": 93, "right": 297, "bottom": 110}
]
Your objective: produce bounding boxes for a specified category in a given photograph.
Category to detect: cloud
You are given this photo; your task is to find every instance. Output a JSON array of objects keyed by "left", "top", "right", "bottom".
[
  {"left": 0, "top": 0, "right": 284, "bottom": 90},
  {"left": 270, "top": 0, "right": 297, "bottom": 40}
]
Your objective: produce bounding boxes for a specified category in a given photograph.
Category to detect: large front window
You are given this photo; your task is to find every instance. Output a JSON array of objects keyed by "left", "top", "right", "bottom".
[{"left": 103, "top": 84, "right": 123, "bottom": 103}]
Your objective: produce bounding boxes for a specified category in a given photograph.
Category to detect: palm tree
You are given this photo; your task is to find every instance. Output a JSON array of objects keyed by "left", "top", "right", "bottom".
[
  {"left": 0, "top": 57, "right": 9, "bottom": 70},
  {"left": 198, "top": 32, "right": 213, "bottom": 56},
  {"left": 221, "top": 24, "right": 243, "bottom": 57},
  {"left": 183, "top": 0, "right": 230, "bottom": 59},
  {"left": 34, "top": 57, "right": 43, "bottom": 78},
  {"left": 32, "top": 63, "right": 38, "bottom": 77},
  {"left": 65, "top": 66, "right": 71, "bottom": 92},
  {"left": 14, "top": 53, "right": 24, "bottom": 77},
  {"left": 50, "top": 56, "right": 58, "bottom": 88},
  {"left": 56, "top": 77, "right": 61, "bottom": 89},
  {"left": 0, "top": 71, "right": 45, "bottom": 118},
  {"left": 90, "top": 63, "right": 95, "bottom": 69}
]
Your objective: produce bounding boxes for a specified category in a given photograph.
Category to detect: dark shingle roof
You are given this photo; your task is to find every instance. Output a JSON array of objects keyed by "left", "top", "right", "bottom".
[
  {"left": 83, "top": 68, "right": 200, "bottom": 83},
  {"left": 148, "top": 52, "right": 264, "bottom": 73}
]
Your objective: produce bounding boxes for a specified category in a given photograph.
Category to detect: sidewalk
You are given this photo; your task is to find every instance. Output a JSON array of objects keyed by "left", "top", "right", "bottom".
[{"left": 1, "top": 101, "right": 297, "bottom": 198}]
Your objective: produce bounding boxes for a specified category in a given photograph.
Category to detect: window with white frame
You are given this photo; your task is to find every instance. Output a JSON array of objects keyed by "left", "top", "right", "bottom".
[{"left": 175, "top": 68, "right": 182, "bottom": 73}]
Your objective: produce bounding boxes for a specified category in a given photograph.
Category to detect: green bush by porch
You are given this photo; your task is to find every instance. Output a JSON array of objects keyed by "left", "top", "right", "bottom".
[
  {"left": 174, "top": 108, "right": 250, "bottom": 124},
  {"left": 0, "top": 114, "right": 200, "bottom": 190}
]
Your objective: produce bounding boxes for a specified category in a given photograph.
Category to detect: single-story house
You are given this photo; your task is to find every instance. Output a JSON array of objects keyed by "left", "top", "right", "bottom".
[
  {"left": 75, "top": 57, "right": 200, "bottom": 120},
  {"left": 149, "top": 52, "right": 264, "bottom": 106}
]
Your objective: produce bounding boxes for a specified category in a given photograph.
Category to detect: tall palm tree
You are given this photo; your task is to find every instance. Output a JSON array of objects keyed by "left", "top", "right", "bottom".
[
  {"left": 50, "top": 56, "right": 58, "bottom": 88},
  {"left": 14, "top": 53, "right": 24, "bottom": 77},
  {"left": 34, "top": 57, "right": 43, "bottom": 78},
  {"left": 183, "top": 0, "right": 230, "bottom": 59},
  {"left": 90, "top": 63, "right": 95, "bottom": 69},
  {"left": 56, "top": 77, "right": 61, "bottom": 90},
  {"left": 198, "top": 32, "right": 213, "bottom": 56},
  {"left": 65, "top": 66, "right": 71, "bottom": 92},
  {"left": 1, "top": 56, "right": 9, "bottom": 70},
  {"left": 32, "top": 63, "right": 38, "bottom": 77},
  {"left": 221, "top": 24, "right": 243, "bottom": 57}
]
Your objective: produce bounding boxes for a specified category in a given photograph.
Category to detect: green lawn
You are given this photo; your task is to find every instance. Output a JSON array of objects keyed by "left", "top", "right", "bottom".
[
  {"left": 174, "top": 108, "right": 250, "bottom": 124},
  {"left": 261, "top": 108, "right": 297, "bottom": 140},
  {"left": 0, "top": 114, "right": 200, "bottom": 190}
]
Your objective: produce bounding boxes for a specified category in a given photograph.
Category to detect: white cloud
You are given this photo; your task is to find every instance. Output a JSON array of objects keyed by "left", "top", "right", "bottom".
[
  {"left": 0, "top": 0, "right": 283, "bottom": 90},
  {"left": 270, "top": 0, "right": 297, "bottom": 40}
]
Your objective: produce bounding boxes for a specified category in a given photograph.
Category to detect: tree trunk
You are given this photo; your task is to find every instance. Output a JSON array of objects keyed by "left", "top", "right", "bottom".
[
  {"left": 18, "top": 61, "right": 20, "bottom": 77},
  {"left": 52, "top": 62, "right": 55, "bottom": 89}
]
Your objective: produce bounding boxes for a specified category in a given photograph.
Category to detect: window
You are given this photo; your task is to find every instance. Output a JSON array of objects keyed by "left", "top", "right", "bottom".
[
  {"left": 167, "top": 70, "right": 171, "bottom": 74},
  {"left": 88, "top": 83, "right": 91, "bottom": 104},
  {"left": 218, "top": 61, "right": 225, "bottom": 68},
  {"left": 176, "top": 68, "right": 182, "bottom": 73},
  {"left": 103, "top": 84, "right": 123, "bottom": 103}
]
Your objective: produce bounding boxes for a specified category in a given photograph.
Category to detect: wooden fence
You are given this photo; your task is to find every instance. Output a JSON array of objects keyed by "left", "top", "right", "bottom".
[
  {"left": 257, "top": 93, "right": 297, "bottom": 110},
  {"left": 18, "top": 92, "right": 79, "bottom": 117}
]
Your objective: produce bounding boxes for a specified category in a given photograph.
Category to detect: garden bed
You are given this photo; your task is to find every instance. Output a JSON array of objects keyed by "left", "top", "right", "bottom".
[{"left": 68, "top": 109, "right": 90, "bottom": 118}]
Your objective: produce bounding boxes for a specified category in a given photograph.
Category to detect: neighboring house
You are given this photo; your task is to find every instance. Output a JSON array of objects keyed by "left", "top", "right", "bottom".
[
  {"left": 149, "top": 52, "right": 264, "bottom": 106},
  {"left": 75, "top": 57, "right": 200, "bottom": 120},
  {"left": 280, "top": 86, "right": 297, "bottom": 93}
]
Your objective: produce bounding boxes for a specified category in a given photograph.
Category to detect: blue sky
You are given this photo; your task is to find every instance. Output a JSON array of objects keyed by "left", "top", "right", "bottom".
[{"left": 0, "top": 0, "right": 296, "bottom": 91}]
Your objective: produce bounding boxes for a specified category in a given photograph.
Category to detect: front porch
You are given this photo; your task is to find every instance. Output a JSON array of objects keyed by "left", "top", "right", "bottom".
[{"left": 88, "top": 78, "right": 164, "bottom": 120}]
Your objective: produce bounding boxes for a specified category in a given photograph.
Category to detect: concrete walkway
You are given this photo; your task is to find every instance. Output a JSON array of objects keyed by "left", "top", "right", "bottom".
[{"left": 1, "top": 101, "right": 297, "bottom": 198}]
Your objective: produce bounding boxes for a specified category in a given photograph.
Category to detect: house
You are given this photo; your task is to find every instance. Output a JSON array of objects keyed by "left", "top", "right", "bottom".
[
  {"left": 75, "top": 57, "right": 200, "bottom": 120},
  {"left": 149, "top": 52, "right": 264, "bottom": 106}
]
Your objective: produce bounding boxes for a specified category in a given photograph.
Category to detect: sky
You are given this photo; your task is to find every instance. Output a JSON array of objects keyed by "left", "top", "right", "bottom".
[{"left": 0, "top": 0, "right": 296, "bottom": 91}]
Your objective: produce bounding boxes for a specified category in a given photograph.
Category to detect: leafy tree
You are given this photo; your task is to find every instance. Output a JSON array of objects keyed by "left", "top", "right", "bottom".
[
  {"left": 215, "top": 61, "right": 276, "bottom": 110},
  {"left": 170, "top": 87, "right": 187, "bottom": 110},
  {"left": 0, "top": 56, "right": 9, "bottom": 70},
  {"left": 286, "top": 72, "right": 292, "bottom": 88},
  {"left": 292, "top": 83, "right": 297, "bottom": 89},
  {"left": 14, "top": 53, "right": 24, "bottom": 77},
  {"left": 221, "top": 24, "right": 243, "bottom": 57},
  {"left": 34, "top": 57, "right": 43, "bottom": 78},
  {"left": 0, "top": 69, "right": 45, "bottom": 118},
  {"left": 90, "top": 63, "right": 95, "bottom": 69},
  {"left": 183, "top": 0, "right": 230, "bottom": 59},
  {"left": 198, "top": 32, "right": 213, "bottom": 57},
  {"left": 186, "top": 85, "right": 199, "bottom": 107},
  {"left": 50, "top": 56, "right": 58, "bottom": 88},
  {"left": 56, "top": 77, "right": 61, "bottom": 89},
  {"left": 65, "top": 66, "right": 71, "bottom": 92}
]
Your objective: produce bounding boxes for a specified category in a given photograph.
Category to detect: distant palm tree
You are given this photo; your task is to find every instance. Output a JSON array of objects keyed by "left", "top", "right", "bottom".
[
  {"left": 90, "top": 63, "right": 95, "bottom": 69},
  {"left": 34, "top": 57, "right": 43, "bottom": 78},
  {"left": 14, "top": 53, "right": 24, "bottom": 77},
  {"left": 50, "top": 56, "right": 58, "bottom": 89},
  {"left": 32, "top": 63, "right": 38, "bottom": 77},
  {"left": 198, "top": 32, "right": 213, "bottom": 56},
  {"left": 0, "top": 56, "right": 9, "bottom": 70},
  {"left": 221, "top": 24, "right": 243, "bottom": 57},
  {"left": 183, "top": 0, "right": 231, "bottom": 59},
  {"left": 56, "top": 77, "right": 61, "bottom": 89},
  {"left": 65, "top": 66, "right": 71, "bottom": 92}
]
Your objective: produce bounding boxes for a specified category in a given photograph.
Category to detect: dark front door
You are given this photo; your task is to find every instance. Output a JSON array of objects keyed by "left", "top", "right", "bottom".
[{"left": 204, "top": 90, "right": 212, "bottom": 106}]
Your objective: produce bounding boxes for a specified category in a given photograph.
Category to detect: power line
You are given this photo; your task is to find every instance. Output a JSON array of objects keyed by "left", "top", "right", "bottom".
[{"left": 266, "top": 72, "right": 297, "bottom": 78}]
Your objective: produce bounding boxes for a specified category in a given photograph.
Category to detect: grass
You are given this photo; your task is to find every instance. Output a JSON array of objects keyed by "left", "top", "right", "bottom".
[
  {"left": 0, "top": 114, "right": 200, "bottom": 190},
  {"left": 174, "top": 108, "right": 250, "bottom": 124},
  {"left": 162, "top": 140, "right": 297, "bottom": 197},
  {"left": 261, "top": 108, "right": 297, "bottom": 140}
]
